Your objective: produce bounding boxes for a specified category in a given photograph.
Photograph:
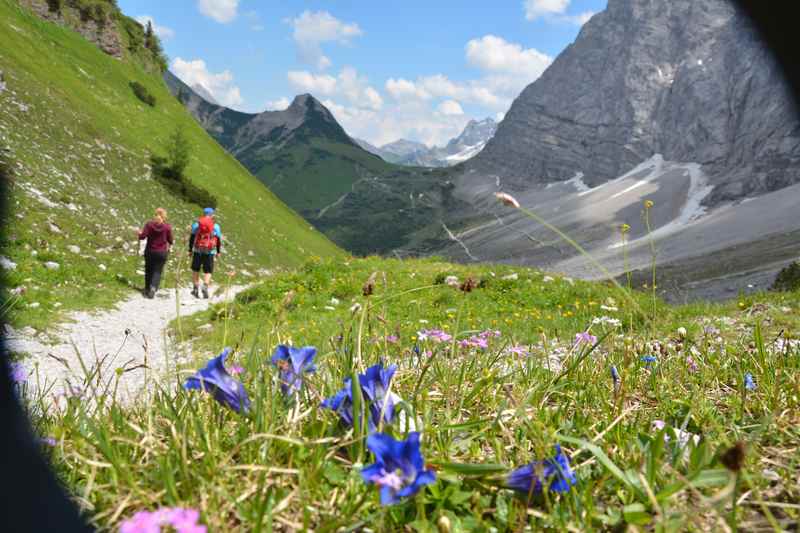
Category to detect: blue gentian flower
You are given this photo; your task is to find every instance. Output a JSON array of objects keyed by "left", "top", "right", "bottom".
[
  {"left": 360, "top": 362, "right": 398, "bottom": 428},
  {"left": 641, "top": 355, "right": 657, "bottom": 367},
  {"left": 320, "top": 377, "right": 355, "bottom": 427},
  {"left": 184, "top": 348, "right": 251, "bottom": 413},
  {"left": 322, "top": 362, "right": 398, "bottom": 431},
  {"left": 610, "top": 366, "right": 620, "bottom": 387},
  {"left": 270, "top": 345, "right": 317, "bottom": 396},
  {"left": 744, "top": 372, "right": 756, "bottom": 391},
  {"left": 361, "top": 432, "right": 436, "bottom": 505},
  {"left": 507, "top": 445, "right": 577, "bottom": 495}
]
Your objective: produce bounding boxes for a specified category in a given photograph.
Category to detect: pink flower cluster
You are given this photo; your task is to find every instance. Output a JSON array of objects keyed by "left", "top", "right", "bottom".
[
  {"left": 417, "top": 329, "right": 452, "bottom": 343},
  {"left": 120, "top": 507, "right": 206, "bottom": 533},
  {"left": 459, "top": 330, "right": 502, "bottom": 350},
  {"left": 460, "top": 336, "right": 488, "bottom": 350}
]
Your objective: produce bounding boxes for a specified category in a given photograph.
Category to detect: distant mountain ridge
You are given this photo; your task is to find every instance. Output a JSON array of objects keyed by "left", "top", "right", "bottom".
[
  {"left": 356, "top": 118, "right": 497, "bottom": 167},
  {"left": 166, "top": 72, "right": 458, "bottom": 255},
  {"left": 165, "top": 71, "right": 394, "bottom": 216}
]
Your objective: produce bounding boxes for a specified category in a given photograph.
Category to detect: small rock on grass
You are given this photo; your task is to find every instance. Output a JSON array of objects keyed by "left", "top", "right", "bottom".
[
  {"left": 44, "top": 261, "right": 60, "bottom": 270},
  {"left": 67, "top": 245, "right": 81, "bottom": 254},
  {"left": 0, "top": 256, "right": 17, "bottom": 270}
]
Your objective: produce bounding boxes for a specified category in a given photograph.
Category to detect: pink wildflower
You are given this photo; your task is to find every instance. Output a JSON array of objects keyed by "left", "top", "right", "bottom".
[
  {"left": 574, "top": 332, "right": 597, "bottom": 346},
  {"left": 120, "top": 507, "right": 206, "bottom": 533},
  {"left": 418, "top": 329, "right": 452, "bottom": 343}
]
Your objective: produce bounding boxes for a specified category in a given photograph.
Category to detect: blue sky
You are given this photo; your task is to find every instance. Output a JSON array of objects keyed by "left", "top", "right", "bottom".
[{"left": 120, "top": 0, "right": 606, "bottom": 146}]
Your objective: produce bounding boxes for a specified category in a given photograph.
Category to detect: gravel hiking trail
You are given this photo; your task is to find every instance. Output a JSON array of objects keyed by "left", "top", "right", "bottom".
[{"left": 6, "top": 284, "right": 250, "bottom": 407}]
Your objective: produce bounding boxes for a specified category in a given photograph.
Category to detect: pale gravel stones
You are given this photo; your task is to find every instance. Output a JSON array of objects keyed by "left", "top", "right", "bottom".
[{"left": 7, "top": 285, "right": 250, "bottom": 408}]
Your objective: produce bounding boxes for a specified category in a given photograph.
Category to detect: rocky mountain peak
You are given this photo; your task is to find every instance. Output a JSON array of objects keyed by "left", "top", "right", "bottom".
[
  {"left": 465, "top": 0, "right": 799, "bottom": 205},
  {"left": 447, "top": 118, "right": 497, "bottom": 150}
]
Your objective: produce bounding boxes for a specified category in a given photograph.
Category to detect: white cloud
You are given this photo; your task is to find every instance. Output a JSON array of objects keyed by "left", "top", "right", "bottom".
[
  {"left": 197, "top": 0, "right": 238, "bottom": 23},
  {"left": 386, "top": 74, "right": 506, "bottom": 111},
  {"left": 289, "top": 11, "right": 363, "bottom": 70},
  {"left": 523, "top": 0, "right": 595, "bottom": 25},
  {"left": 495, "top": 112, "right": 506, "bottom": 122},
  {"left": 570, "top": 11, "right": 596, "bottom": 25},
  {"left": 287, "top": 71, "right": 338, "bottom": 96},
  {"left": 286, "top": 35, "right": 551, "bottom": 146},
  {"left": 325, "top": 97, "right": 471, "bottom": 147},
  {"left": 337, "top": 67, "right": 383, "bottom": 110},
  {"left": 523, "top": 0, "right": 570, "bottom": 20},
  {"left": 465, "top": 35, "right": 551, "bottom": 76},
  {"left": 264, "top": 97, "right": 291, "bottom": 111},
  {"left": 288, "top": 68, "right": 382, "bottom": 110},
  {"left": 172, "top": 57, "right": 243, "bottom": 108},
  {"left": 134, "top": 15, "right": 174, "bottom": 40},
  {"left": 385, "top": 78, "right": 431, "bottom": 100},
  {"left": 438, "top": 100, "right": 464, "bottom": 116},
  {"left": 363, "top": 87, "right": 384, "bottom": 111}
]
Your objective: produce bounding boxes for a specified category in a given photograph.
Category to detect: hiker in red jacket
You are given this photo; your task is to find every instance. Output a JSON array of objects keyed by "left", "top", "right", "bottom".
[
  {"left": 138, "top": 208, "right": 174, "bottom": 299},
  {"left": 188, "top": 207, "right": 222, "bottom": 299}
]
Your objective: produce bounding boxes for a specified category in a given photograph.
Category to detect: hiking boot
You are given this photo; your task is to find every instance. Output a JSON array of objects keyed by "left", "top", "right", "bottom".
[
  {"left": 147, "top": 288, "right": 156, "bottom": 299},
  {"left": 202, "top": 285, "right": 209, "bottom": 299},
  {"left": 191, "top": 286, "right": 199, "bottom": 298}
]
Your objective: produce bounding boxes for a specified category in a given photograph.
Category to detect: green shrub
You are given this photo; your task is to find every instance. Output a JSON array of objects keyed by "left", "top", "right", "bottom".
[
  {"left": 150, "top": 128, "right": 217, "bottom": 208},
  {"left": 68, "top": 0, "right": 112, "bottom": 25},
  {"left": 771, "top": 261, "right": 800, "bottom": 292},
  {"left": 129, "top": 81, "right": 155, "bottom": 107},
  {"left": 150, "top": 155, "right": 217, "bottom": 209},
  {"left": 46, "top": 0, "right": 62, "bottom": 13}
]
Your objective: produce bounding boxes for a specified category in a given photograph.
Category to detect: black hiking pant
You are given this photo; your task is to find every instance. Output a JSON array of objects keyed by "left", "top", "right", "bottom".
[{"left": 144, "top": 250, "right": 168, "bottom": 292}]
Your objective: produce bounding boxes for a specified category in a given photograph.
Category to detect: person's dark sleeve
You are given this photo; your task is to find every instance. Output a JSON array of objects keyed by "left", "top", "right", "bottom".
[
  {"left": 216, "top": 233, "right": 222, "bottom": 254},
  {"left": 188, "top": 232, "right": 195, "bottom": 252},
  {"left": 167, "top": 226, "right": 174, "bottom": 246},
  {"left": 138, "top": 222, "right": 150, "bottom": 241}
]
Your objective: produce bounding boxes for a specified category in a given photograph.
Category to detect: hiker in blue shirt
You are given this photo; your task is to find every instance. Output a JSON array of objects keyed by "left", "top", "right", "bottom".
[{"left": 188, "top": 207, "right": 222, "bottom": 299}]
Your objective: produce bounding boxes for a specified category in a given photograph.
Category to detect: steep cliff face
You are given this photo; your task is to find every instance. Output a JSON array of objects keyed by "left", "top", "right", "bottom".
[
  {"left": 465, "top": 0, "right": 799, "bottom": 205},
  {"left": 19, "top": 0, "right": 167, "bottom": 72}
]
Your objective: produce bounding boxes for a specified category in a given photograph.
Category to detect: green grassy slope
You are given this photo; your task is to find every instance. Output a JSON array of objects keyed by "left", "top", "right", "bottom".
[
  {"left": 253, "top": 137, "right": 393, "bottom": 215},
  {"left": 0, "top": 1, "right": 342, "bottom": 329}
]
